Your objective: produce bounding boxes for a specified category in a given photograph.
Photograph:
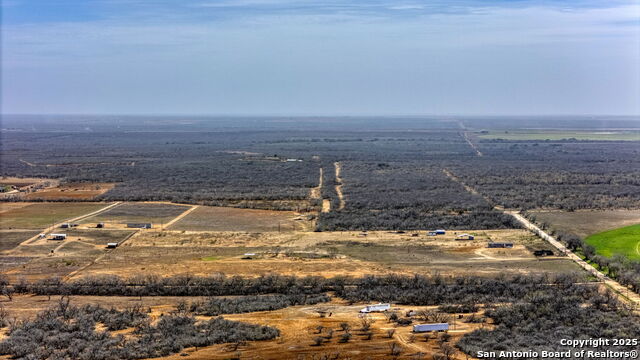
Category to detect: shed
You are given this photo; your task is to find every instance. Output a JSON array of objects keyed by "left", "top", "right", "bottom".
[
  {"left": 413, "top": 323, "right": 449, "bottom": 333},
  {"left": 456, "top": 234, "right": 474, "bottom": 240},
  {"left": 106, "top": 243, "right": 118, "bottom": 249},
  {"left": 435, "top": 229, "right": 446, "bottom": 235},
  {"left": 50, "top": 233, "right": 67, "bottom": 240}
]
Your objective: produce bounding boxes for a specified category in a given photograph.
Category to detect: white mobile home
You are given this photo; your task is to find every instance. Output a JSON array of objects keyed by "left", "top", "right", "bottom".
[
  {"left": 50, "top": 233, "right": 67, "bottom": 240},
  {"left": 413, "top": 323, "right": 449, "bottom": 333},
  {"left": 359, "top": 303, "right": 391, "bottom": 313}
]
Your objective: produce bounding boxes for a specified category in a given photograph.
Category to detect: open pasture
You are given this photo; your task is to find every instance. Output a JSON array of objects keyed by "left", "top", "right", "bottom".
[
  {"left": 476, "top": 130, "right": 640, "bottom": 141},
  {"left": 530, "top": 209, "right": 640, "bottom": 238},
  {"left": 0, "top": 202, "right": 107, "bottom": 229},
  {"left": 585, "top": 224, "right": 640, "bottom": 261},
  {"left": 81, "top": 202, "right": 191, "bottom": 226},
  {"left": 64, "top": 228, "right": 583, "bottom": 280},
  {"left": 25, "top": 182, "right": 115, "bottom": 200},
  {"left": 168, "top": 205, "right": 312, "bottom": 232},
  {"left": 0, "top": 230, "right": 40, "bottom": 251}
]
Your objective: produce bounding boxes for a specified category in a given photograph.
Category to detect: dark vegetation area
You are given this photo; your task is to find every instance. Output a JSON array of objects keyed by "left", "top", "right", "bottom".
[
  {"left": 2, "top": 116, "right": 639, "bottom": 229},
  {"left": 457, "top": 286, "right": 639, "bottom": 357},
  {"left": 317, "top": 161, "right": 518, "bottom": 230},
  {"left": 1, "top": 273, "right": 638, "bottom": 359},
  {"left": 451, "top": 140, "right": 640, "bottom": 210},
  {"left": 188, "top": 293, "right": 330, "bottom": 316},
  {"left": 0, "top": 298, "right": 279, "bottom": 360}
]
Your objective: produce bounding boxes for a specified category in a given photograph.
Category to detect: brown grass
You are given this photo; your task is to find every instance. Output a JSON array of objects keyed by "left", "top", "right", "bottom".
[
  {"left": 168, "top": 206, "right": 312, "bottom": 232},
  {"left": 531, "top": 209, "right": 640, "bottom": 238},
  {"left": 26, "top": 182, "right": 116, "bottom": 200}
]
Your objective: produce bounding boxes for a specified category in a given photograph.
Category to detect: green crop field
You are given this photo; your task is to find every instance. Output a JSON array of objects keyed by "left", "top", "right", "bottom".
[
  {"left": 477, "top": 130, "right": 640, "bottom": 141},
  {"left": 585, "top": 224, "right": 640, "bottom": 261}
]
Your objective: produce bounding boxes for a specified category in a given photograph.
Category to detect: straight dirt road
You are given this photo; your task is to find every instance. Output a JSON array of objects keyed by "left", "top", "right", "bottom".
[{"left": 334, "top": 162, "right": 345, "bottom": 210}]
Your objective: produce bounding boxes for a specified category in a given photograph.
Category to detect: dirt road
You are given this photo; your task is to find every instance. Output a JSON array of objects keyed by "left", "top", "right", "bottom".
[
  {"left": 461, "top": 132, "right": 483, "bottom": 157},
  {"left": 443, "top": 168, "right": 639, "bottom": 308},
  {"left": 509, "top": 211, "right": 640, "bottom": 308},
  {"left": 334, "top": 162, "right": 345, "bottom": 210}
]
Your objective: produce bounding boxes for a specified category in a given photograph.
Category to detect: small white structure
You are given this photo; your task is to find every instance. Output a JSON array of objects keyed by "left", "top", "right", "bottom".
[
  {"left": 413, "top": 323, "right": 449, "bottom": 333},
  {"left": 38, "top": 233, "right": 46, "bottom": 239},
  {"left": 456, "top": 234, "right": 474, "bottom": 240},
  {"left": 359, "top": 303, "right": 391, "bottom": 313},
  {"left": 50, "top": 233, "right": 67, "bottom": 240},
  {"left": 435, "top": 229, "right": 446, "bottom": 235},
  {"left": 106, "top": 242, "right": 118, "bottom": 249}
]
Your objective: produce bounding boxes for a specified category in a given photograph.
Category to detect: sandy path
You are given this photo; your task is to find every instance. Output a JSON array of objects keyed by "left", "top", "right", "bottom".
[
  {"left": 461, "top": 132, "right": 483, "bottom": 156},
  {"left": 163, "top": 204, "right": 199, "bottom": 229},
  {"left": 334, "top": 162, "right": 345, "bottom": 210},
  {"left": 310, "top": 167, "right": 323, "bottom": 200}
]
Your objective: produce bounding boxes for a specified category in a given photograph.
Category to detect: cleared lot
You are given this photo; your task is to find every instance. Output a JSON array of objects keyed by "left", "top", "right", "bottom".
[
  {"left": 168, "top": 205, "right": 312, "bottom": 232},
  {"left": 80, "top": 202, "right": 191, "bottom": 226},
  {"left": 0, "top": 202, "right": 106, "bottom": 229},
  {"left": 531, "top": 209, "right": 640, "bottom": 238}
]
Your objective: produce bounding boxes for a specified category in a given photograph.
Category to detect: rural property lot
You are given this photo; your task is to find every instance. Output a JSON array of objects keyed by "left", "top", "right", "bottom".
[
  {"left": 70, "top": 228, "right": 584, "bottom": 279},
  {"left": 80, "top": 202, "right": 191, "bottom": 227},
  {"left": 25, "top": 182, "right": 115, "bottom": 200},
  {"left": 0, "top": 202, "right": 107, "bottom": 229},
  {"left": 531, "top": 209, "right": 640, "bottom": 238},
  {"left": 168, "top": 205, "right": 312, "bottom": 232}
]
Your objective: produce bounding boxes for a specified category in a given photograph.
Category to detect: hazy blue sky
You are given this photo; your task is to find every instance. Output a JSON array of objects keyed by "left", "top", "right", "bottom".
[{"left": 2, "top": 0, "right": 639, "bottom": 115}]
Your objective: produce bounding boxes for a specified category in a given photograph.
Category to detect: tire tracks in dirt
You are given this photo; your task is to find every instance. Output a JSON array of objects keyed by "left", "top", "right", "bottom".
[{"left": 334, "top": 162, "right": 345, "bottom": 210}]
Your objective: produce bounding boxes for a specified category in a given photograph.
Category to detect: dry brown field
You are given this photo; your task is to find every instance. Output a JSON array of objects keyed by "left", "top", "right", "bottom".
[
  {"left": 0, "top": 202, "right": 107, "bottom": 229},
  {"left": 79, "top": 202, "right": 192, "bottom": 227},
  {"left": 168, "top": 205, "right": 313, "bottom": 232},
  {"left": 531, "top": 209, "right": 640, "bottom": 238},
  {"left": 0, "top": 202, "right": 590, "bottom": 360},
  {"left": 25, "top": 182, "right": 116, "bottom": 200}
]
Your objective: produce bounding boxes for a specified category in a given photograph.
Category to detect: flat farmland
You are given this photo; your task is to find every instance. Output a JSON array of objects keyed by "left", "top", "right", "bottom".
[
  {"left": 0, "top": 202, "right": 107, "bottom": 229},
  {"left": 531, "top": 209, "right": 640, "bottom": 238},
  {"left": 81, "top": 202, "right": 191, "bottom": 226},
  {"left": 168, "top": 205, "right": 312, "bottom": 232},
  {"left": 25, "top": 182, "right": 115, "bottom": 200},
  {"left": 476, "top": 130, "right": 640, "bottom": 141},
  {"left": 66, "top": 229, "right": 584, "bottom": 280},
  {"left": 60, "top": 228, "right": 137, "bottom": 246},
  {"left": 585, "top": 224, "right": 640, "bottom": 261},
  {"left": 0, "top": 230, "right": 40, "bottom": 251}
]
